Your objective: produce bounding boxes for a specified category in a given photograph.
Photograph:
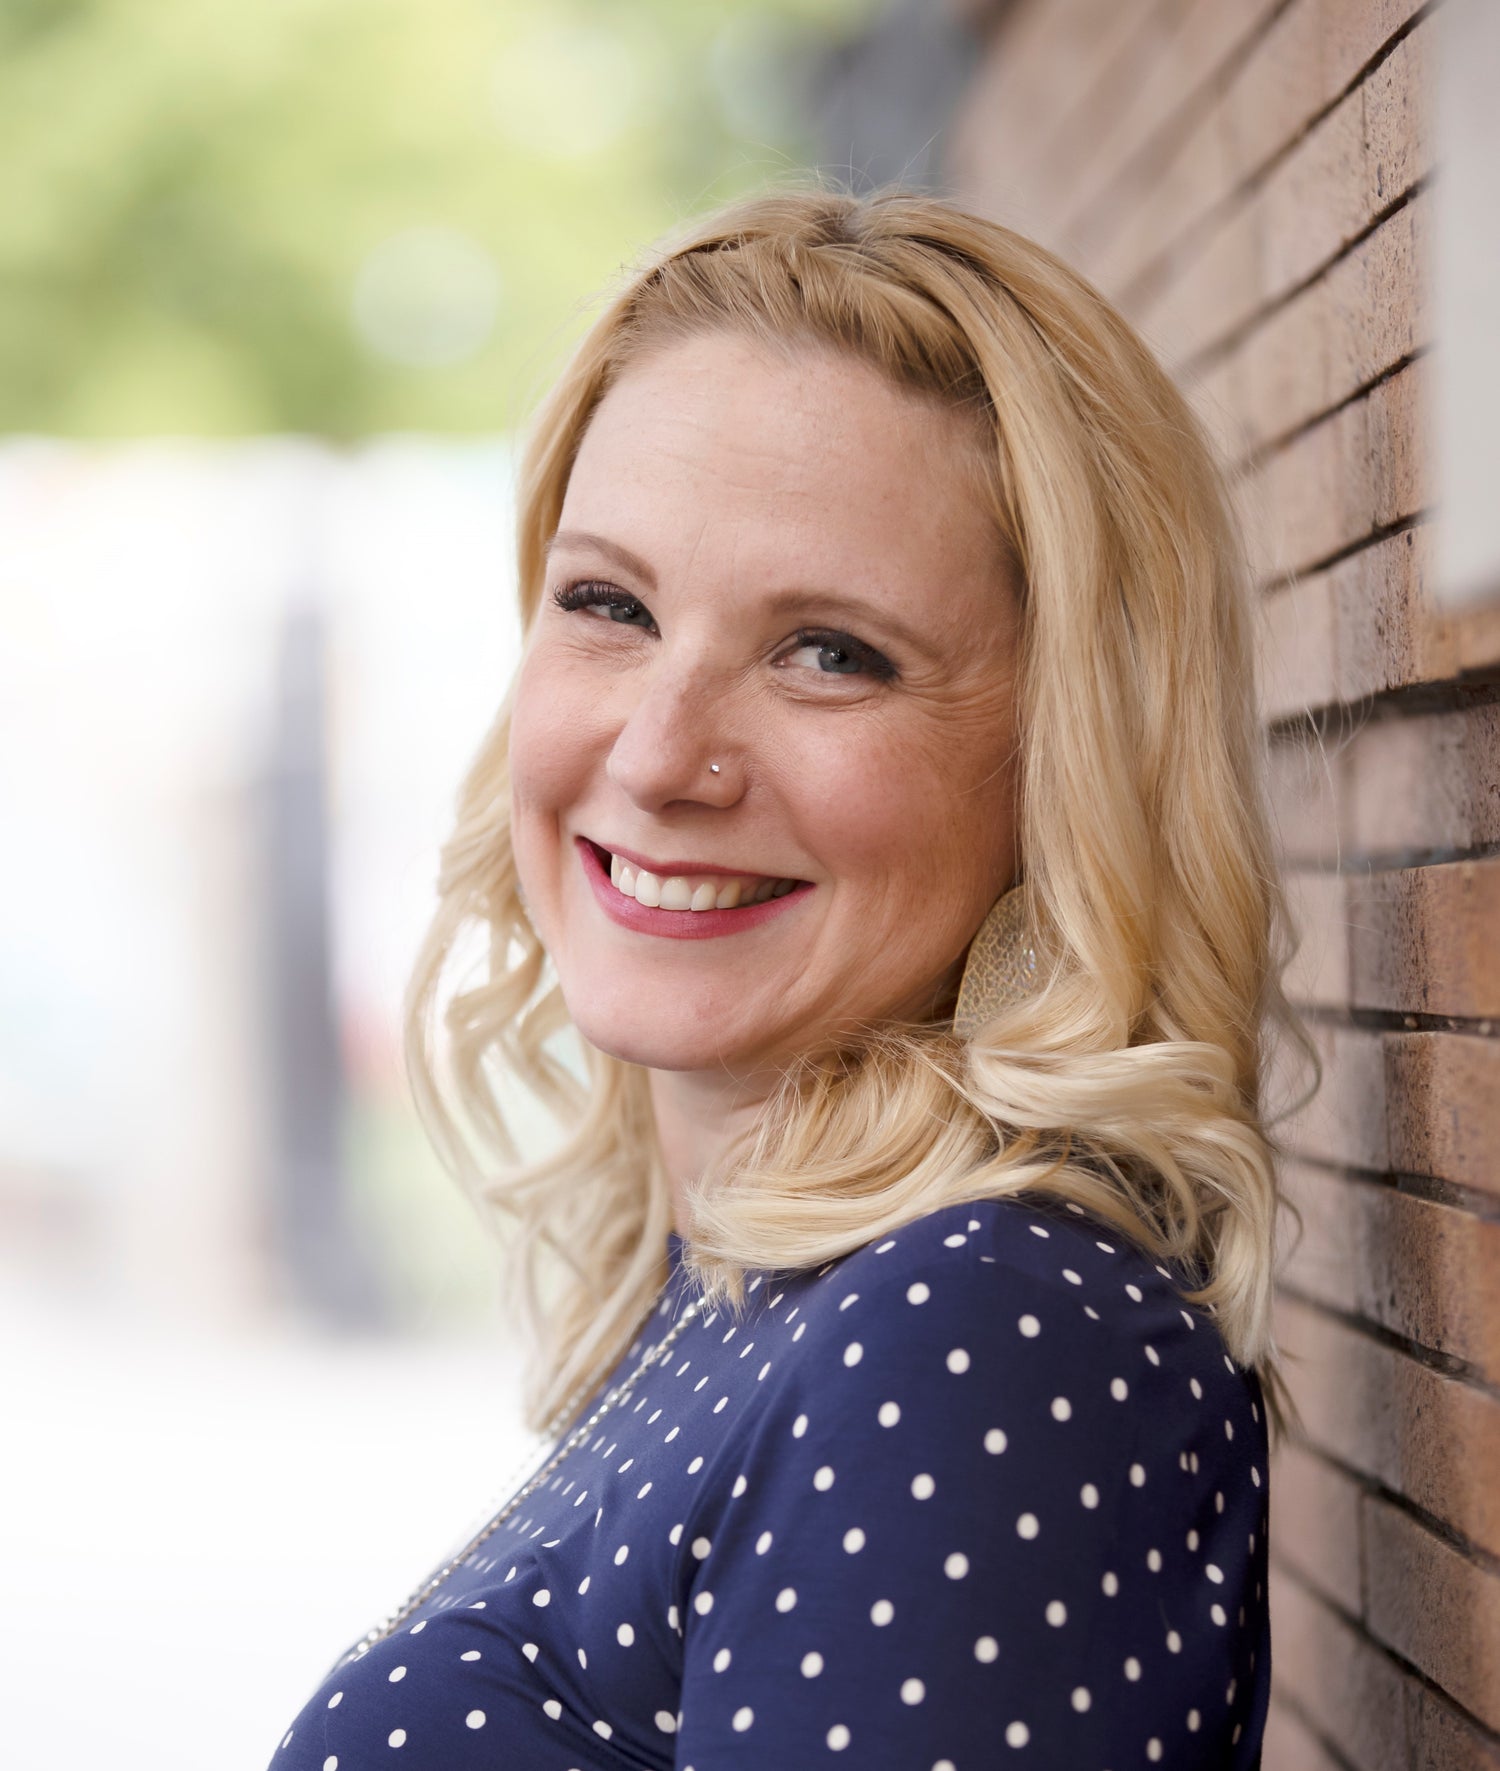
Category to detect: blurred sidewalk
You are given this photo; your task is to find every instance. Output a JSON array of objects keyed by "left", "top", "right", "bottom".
[{"left": 2, "top": 1275, "right": 528, "bottom": 1769}]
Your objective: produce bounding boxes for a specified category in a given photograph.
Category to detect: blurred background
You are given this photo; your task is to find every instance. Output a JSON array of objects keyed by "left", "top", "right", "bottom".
[
  {"left": 0, "top": 0, "right": 987, "bottom": 1762},
  {"left": 10, "top": 2, "right": 1499, "bottom": 1767}
]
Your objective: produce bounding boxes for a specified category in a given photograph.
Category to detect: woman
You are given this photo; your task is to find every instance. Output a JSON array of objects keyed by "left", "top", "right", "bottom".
[{"left": 269, "top": 187, "right": 1302, "bottom": 1769}]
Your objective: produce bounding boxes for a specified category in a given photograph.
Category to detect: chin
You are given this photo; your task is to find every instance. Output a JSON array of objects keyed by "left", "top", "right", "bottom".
[
  {"left": 570, "top": 991, "right": 814, "bottom": 1069},
  {"left": 564, "top": 995, "right": 710, "bottom": 1070}
]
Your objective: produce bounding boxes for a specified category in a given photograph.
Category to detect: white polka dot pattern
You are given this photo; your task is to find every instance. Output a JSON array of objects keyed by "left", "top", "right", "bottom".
[{"left": 266, "top": 1197, "right": 1269, "bottom": 1770}]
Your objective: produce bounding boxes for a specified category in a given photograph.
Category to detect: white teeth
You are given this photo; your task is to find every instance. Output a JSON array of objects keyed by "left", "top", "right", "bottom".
[
  {"left": 658, "top": 876, "right": 694, "bottom": 911},
  {"left": 601, "top": 853, "right": 799, "bottom": 912}
]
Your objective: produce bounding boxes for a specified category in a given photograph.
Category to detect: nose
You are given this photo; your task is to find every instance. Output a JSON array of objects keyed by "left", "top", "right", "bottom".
[{"left": 604, "top": 654, "right": 744, "bottom": 812}]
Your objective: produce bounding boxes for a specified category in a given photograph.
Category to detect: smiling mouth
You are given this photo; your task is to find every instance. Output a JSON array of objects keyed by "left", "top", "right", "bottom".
[{"left": 587, "top": 841, "right": 803, "bottom": 911}]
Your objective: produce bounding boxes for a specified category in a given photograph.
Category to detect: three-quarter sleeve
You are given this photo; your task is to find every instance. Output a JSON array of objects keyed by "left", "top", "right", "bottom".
[{"left": 670, "top": 1210, "right": 1268, "bottom": 1767}]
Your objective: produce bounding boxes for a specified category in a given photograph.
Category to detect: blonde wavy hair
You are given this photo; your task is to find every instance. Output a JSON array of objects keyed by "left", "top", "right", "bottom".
[{"left": 404, "top": 186, "right": 1311, "bottom": 1435}]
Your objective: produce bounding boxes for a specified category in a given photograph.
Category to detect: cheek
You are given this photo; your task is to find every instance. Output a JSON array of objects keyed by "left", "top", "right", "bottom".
[
  {"left": 510, "top": 651, "right": 616, "bottom": 928},
  {"left": 809, "top": 771, "right": 915, "bottom": 870},
  {"left": 802, "top": 721, "right": 1015, "bottom": 899},
  {"left": 510, "top": 647, "right": 597, "bottom": 815}
]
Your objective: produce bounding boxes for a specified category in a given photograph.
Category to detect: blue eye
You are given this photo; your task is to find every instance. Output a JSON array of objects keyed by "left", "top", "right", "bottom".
[
  {"left": 549, "top": 582, "right": 896, "bottom": 684},
  {"left": 552, "top": 580, "right": 657, "bottom": 629},
  {"left": 782, "top": 629, "right": 896, "bottom": 681}
]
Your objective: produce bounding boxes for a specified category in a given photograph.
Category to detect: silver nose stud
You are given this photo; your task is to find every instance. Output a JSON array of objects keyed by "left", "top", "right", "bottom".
[{"left": 709, "top": 763, "right": 721, "bottom": 774}]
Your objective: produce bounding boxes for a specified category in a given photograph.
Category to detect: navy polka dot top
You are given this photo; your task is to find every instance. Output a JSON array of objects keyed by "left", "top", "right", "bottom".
[{"left": 268, "top": 1194, "right": 1270, "bottom": 1768}]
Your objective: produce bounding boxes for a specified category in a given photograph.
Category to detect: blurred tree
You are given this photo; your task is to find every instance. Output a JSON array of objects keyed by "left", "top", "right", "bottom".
[{"left": 0, "top": 0, "right": 877, "bottom": 436}]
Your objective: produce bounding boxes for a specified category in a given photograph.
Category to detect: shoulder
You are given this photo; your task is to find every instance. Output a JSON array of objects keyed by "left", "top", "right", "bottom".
[
  {"left": 677, "top": 1195, "right": 1272, "bottom": 1769},
  {"left": 781, "top": 1192, "right": 1226, "bottom": 1365},
  {"left": 740, "top": 1193, "right": 1265, "bottom": 1474},
  {"left": 676, "top": 1194, "right": 1271, "bottom": 1768}
]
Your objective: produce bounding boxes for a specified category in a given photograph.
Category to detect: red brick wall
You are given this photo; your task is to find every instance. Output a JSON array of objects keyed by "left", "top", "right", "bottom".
[{"left": 949, "top": 3, "right": 1500, "bottom": 1763}]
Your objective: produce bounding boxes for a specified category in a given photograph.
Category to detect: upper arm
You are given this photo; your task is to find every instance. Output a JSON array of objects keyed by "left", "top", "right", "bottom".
[{"left": 671, "top": 1224, "right": 1265, "bottom": 1768}]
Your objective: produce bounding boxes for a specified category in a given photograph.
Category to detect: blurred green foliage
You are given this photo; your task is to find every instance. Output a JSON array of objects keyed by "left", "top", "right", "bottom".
[{"left": 0, "top": 0, "right": 875, "bottom": 437}]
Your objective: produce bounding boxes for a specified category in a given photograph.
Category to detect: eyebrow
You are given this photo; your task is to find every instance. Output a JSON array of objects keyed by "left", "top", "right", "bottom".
[
  {"left": 544, "top": 527, "right": 932, "bottom": 658},
  {"left": 758, "top": 586, "right": 929, "bottom": 657},
  {"left": 545, "top": 529, "right": 657, "bottom": 590}
]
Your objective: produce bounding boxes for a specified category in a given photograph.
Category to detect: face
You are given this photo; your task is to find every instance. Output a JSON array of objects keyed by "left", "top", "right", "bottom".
[{"left": 509, "top": 330, "right": 1021, "bottom": 1078}]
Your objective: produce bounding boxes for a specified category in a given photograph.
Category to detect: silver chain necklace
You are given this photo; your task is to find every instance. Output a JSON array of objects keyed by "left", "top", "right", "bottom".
[{"left": 336, "top": 1285, "right": 705, "bottom": 1668}]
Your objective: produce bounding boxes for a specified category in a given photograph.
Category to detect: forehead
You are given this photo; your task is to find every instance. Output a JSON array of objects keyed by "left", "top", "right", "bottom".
[{"left": 560, "top": 332, "right": 1001, "bottom": 585}]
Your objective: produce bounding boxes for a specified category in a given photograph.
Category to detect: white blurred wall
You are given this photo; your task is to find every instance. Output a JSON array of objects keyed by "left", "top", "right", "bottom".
[
  {"left": 0, "top": 437, "right": 534, "bottom": 1766},
  {"left": 0, "top": 436, "right": 520, "bottom": 1316}
]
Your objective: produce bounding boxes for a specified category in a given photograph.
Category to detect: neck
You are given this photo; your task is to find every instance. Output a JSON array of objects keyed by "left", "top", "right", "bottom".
[{"left": 648, "top": 1066, "right": 782, "bottom": 1238}]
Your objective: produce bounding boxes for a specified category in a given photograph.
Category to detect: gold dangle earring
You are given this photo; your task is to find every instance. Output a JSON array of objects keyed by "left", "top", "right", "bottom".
[{"left": 953, "top": 883, "right": 1039, "bottom": 1039}]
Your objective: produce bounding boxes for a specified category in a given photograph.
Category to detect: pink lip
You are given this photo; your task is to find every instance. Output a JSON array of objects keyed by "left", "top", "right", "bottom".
[{"left": 575, "top": 837, "right": 813, "bottom": 940}]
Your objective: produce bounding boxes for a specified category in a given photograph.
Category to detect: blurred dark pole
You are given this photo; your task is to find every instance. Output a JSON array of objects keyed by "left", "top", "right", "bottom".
[
  {"left": 805, "top": 0, "right": 1007, "bottom": 191},
  {"left": 262, "top": 594, "right": 386, "bottom": 1329}
]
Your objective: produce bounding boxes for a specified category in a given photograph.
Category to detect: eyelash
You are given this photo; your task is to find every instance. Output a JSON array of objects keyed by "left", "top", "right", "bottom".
[
  {"left": 551, "top": 579, "right": 648, "bottom": 622},
  {"left": 549, "top": 579, "right": 898, "bottom": 682}
]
